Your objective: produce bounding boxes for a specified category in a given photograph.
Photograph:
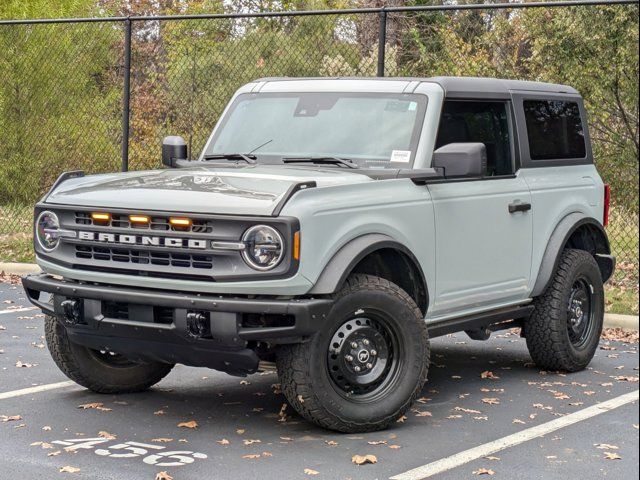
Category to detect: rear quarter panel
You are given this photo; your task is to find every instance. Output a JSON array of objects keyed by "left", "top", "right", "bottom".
[{"left": 521, "top": 164, "right": 605, "bottom": 292}]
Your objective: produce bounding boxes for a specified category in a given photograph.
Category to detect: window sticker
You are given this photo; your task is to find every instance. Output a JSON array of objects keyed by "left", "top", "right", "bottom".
[{"left": 391, "top": 150, "right": 412, "bottom": 163}]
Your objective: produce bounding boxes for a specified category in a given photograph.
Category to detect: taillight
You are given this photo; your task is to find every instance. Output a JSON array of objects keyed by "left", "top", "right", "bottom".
[{"left": 603, "top": 184, "right": 611, "bottom": 227}]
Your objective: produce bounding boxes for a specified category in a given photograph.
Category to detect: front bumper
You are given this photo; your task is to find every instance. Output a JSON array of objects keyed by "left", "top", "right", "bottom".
[{"left": 22, "top": 273, "right": 332, "bottom": 375}]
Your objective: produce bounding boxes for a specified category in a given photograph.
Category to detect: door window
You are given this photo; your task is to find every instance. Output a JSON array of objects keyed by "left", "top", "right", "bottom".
[{"left": 435, "top": 101, "right": 514, "bottom": 176}]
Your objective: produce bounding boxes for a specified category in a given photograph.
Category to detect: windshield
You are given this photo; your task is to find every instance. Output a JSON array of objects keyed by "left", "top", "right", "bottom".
[{"left": 202, "top": 92, "right": 427, "bottom": 168}]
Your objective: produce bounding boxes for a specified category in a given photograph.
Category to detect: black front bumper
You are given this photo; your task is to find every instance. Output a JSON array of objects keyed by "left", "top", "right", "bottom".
[{"left": 22, "top": 273, "right": 332, "bottom": 375}]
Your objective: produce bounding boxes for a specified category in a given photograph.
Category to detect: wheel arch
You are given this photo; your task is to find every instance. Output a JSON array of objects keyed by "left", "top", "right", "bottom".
[
  {"left": 532, "top": 213, "right": 614, "bottom": 297},
  {"left": 309, "top": 234, "right": 429, "bottom": 315}
]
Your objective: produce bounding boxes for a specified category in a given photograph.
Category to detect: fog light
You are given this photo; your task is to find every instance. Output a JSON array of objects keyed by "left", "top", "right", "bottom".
[
  {"left": 186, "top": 311, "right": 210, "bottom": 339},
  {"left": 61, "top": 299, "right": 83, "bottom": 326}
]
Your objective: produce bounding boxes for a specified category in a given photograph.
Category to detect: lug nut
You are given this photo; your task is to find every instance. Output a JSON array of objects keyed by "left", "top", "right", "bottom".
[
  {"left": 354, "top": 366, "right": 361, "bottom": 372},
  {"left": 363, "top": 339, "right": 370, "bottom": 346},
  {"left": 351, "top": 342, "right": 358, "bottom": 349},
  {"left": 366, "top": 363, "right": 373, "bottom": 369},
  {"left": 345, "top": 355, "right": 353, "bottom": 362},
  {"left": 370, "top": 350, "right": 377, "bottom": 356}
]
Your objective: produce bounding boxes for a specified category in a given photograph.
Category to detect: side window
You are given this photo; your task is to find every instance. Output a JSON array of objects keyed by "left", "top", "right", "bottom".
[
  {"left": 435, "top": 101, "right": 513, "bottom": 176},
  {"left": 523, "top": 100, "right": 586, "bottom": 160}
]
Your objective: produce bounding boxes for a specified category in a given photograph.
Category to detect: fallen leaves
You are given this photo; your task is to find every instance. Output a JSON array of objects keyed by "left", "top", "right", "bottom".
[
  {"left": 604, "top": 452, "right": 622, "bottom": 460},
  {"left": 303, "top": 468, "right": 319, "bottom": 475},
  {"left": 98, "top": 431, "right": 116, "bottom": 440},
  {"left": 77, "top": 403, "right": 111, "bottom": 412},
  {"left": 155, "top": 472, "right": 173, "bottom": 480},
  {"left": 216, "top": 439, "right": 230, "bottom": 445},
  {"left": 594, "top": 443, "right": 619, "bottom": 450},
  {"left": 152, "top": 438, "right": 174, "bottom": 443},
  {"left": 59, "top": 466, "right": 81, "bottom": 474},
  {"left": 15, "top": 360, "right": 36, "bottom": 368},
  {"left": 473, "top": 468, "right": 495, "bottom": 475},
  {"left": 482, "top": 398, "right": 500, "bottom": 405},
  {"left": 0, "top": 415, "right": 22, "bottom": 422},
  {"left": 177, "top": 420, "right": 198, "bottom": 429},
  {"left": 352, "top": 454, "right": 378, "bottom": 465},
  {"left": 243, "top": 439, "right": 261, "bottom": 446},
  {"left": 454, "top": 407, "right": 482, "bottom": 414},
  {"left": 481, "top": 371, "right": 500, "bottom": 380}
]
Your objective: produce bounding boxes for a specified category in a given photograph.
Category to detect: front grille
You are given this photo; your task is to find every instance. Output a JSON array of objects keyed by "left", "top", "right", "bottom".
[
  {"left": 75, "top": 211, "right": 213, "bottom": 233},
  {"left": 75, "top": 245, "right": 214, "bottom": 269}
]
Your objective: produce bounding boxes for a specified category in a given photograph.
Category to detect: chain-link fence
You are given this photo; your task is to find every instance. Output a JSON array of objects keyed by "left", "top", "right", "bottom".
[{"left": 1, "top": 1, "right": 638, "bottom": 290}]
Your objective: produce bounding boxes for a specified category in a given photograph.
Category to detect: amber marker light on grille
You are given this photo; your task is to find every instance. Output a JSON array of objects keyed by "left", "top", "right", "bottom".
[
  {"left": 169, "top": 217, "right": 192, "bottom": 228},
  {"left": 91, "top": 212, "right": 111, "bottom": 222},
  {"left": 129, "top": 215, "right": 150, "bottom": 224},
  {"left": 293, "top": 231, "right": 300, "bottom": 260}
]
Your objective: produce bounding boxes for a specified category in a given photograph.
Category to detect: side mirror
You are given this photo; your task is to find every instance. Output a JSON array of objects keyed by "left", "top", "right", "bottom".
[
  {"left": 162, "top": 136, "right": 188, "bottom": 168},
  {"left": 432, "top": 142, "right": 486, "bottom": 178}
]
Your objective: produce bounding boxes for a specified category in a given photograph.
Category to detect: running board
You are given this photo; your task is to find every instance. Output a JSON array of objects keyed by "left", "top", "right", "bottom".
[{"left": 427, "top": 305, "right": 534, "bottom": 338}]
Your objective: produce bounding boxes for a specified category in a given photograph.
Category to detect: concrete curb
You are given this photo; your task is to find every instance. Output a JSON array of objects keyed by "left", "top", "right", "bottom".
[{"left": 1, "top": 262, "right": 638, "bottom": 331}]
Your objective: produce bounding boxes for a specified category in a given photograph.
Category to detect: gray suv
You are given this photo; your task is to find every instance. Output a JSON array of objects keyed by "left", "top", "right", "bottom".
[{"left": 23, "top": 77, "right": 615, "bottom": 433}]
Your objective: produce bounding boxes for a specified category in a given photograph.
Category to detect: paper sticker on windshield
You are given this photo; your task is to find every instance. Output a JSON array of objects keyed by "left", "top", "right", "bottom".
[{"left": 391, "top": 150, "right": 412, "bottom": 163}]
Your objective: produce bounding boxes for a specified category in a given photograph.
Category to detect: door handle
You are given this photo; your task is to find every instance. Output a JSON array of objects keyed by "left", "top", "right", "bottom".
[{"left": 509, "top": 201, "right": 532, "bottom": 214}]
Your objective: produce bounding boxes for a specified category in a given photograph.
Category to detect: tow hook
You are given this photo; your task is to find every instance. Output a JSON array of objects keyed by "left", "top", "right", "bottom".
[
  {"left": 61, "top": 299, "right": 83, "bottom": 325},
  {"left": 186, "top": 311, "right": 211, "bottom": 339}
]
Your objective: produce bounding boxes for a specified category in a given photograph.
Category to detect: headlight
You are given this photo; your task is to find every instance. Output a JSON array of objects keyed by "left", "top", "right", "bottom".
[
  {"left": 36, "top": 211, "right": 61, "bottom": 251},
  {"left": 241, "top": 225, "right": 285, "bottom": 271}
]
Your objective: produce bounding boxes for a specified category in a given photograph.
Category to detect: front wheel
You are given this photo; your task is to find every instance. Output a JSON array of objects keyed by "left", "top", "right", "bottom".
[
  {"left": 276, "top": 274, "right": 430, "bottom": 433},
  {"left": 526, "top": 249, "right": 605, "bottom": 372},
  {"left": 45, "top": 315, "right": 174, "bottom": 393}
]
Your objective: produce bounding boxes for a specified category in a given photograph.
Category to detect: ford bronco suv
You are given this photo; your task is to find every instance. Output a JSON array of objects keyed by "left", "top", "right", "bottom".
[{"left": 23, "top": 77, "right": 614, "bottom": 433}]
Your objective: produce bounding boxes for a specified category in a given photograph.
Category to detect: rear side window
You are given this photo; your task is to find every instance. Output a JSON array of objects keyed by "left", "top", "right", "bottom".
[
  {"left": 435, "top": 101, "right": 513, "bottom": 176},
  {"left": 523, "top": 100, "right": 586, "bottom": 160}
]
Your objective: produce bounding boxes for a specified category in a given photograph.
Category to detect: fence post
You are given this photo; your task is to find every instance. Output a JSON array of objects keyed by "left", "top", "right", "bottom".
[
  {"left": 121, "top": 18, "right": 132, "bottom": 172},
  {"left": 377, "top": 8, "right": 387, "bottom": 77}
]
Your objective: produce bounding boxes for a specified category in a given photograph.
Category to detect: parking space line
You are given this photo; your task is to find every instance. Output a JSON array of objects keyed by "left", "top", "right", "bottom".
[
  {"left": 390, "top": 389, "right": 639, "bottom": 480},
  {"left": 0, "top": 307, "right": 38, "bottom": 315},
  {"left": 0, "top": 381, "right": 76, "bottom": 400}
]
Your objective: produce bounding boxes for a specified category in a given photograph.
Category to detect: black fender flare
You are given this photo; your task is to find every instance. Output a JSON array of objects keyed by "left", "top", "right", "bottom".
[
  {"left": 532, "top": 213, "right": 614, "bottom": 297},
  {"left": 308, "top": 233, "right": 429, "bottom": 309}
]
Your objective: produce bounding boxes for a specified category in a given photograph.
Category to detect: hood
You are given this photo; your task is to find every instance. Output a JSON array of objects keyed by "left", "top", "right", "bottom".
[{"left": 45, "top": 165, "right": 373, "bottom": 216}]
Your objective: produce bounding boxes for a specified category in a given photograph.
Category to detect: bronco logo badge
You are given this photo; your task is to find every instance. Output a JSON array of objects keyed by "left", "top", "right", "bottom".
[{"left": 77, "top": 231, "right": 206, "bottom": 249}]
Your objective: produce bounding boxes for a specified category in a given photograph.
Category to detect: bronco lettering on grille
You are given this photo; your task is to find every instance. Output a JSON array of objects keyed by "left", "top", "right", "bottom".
[{"left": 77, "top": 231, "right": 207, "bottom": 249}]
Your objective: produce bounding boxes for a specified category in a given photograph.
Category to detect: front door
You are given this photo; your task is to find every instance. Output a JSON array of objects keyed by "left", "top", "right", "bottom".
[{"left": 427, "top": 100, "right": 533, "bottom": 317}]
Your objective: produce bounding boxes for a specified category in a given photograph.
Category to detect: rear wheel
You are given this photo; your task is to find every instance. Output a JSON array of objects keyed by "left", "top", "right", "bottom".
[
  {"left": 45, "top": 315, "right": 174, "bottom": 393},
  {"left": 277, "top": 274, "right": 429, "bottom": 432},
  {"left": 526, "top": 249, "right": 604, "bottom": 372}
]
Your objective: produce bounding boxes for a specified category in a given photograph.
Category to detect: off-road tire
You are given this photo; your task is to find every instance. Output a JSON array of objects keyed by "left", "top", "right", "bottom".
[
  {"left": 276, "top": 274, "right": 430, "bottom": 433},
  {"left": 526, "top": 249, "right": 604, "bottom": 372},
  {"left": 45, "top": 315, "right": 174, "bottom": 393}
]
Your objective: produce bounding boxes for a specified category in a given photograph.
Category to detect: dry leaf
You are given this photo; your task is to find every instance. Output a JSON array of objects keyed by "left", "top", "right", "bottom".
[
  {"left": 352, "top": 454, "right": 378, "bottom": 465},
  {"left": 98, "top": 431, "right": 116, "bottom": 440},
  {"left": 367, "top": 440, "right": 387, "bottom": 445},
  {"left": 155, "top": 472, "right": 173, "bottom": 480},
  {"left": 594, "top": 443, "right": 619, "bottom": 450},
  {"left": 216, "top": 439, "right": 230, "bottom": 445},
  {"left": 0, "top": 415, "right": 22, "bottom": 422},
  {"left": 604, "top": 452, "right": 622, "bottom": 460},
  {"left": 454, "top": 407, "right": 482, "bottom": 414},
  {"left": 482, "top": 398, "right": 500, "bottom": 405},
  {"left": 388, "top": 444, "right": 402, "bottom": 449},
  {"left": 304, "top": 468, "right": 319, "bottom": 475},
  {"left": 59, "top": 466, "right": 80, "bottom": 474},
  {"left": 154, "top": 410, "right": 166, "bottom": 416},
  {"left": 513, "top": 419, "right": 526, "bottom": 424},
  {"left": 243, "top": 454, "right": 261, "bottom": 459},
  {"left": 481, "top": 371, "right": 499, "bottom": 379},
  {"left": 236, "top": 429, "right": 246, "bottom": 435},
  {"left": 77, "top": 403, "right": 111, "bottom": 412},
  {"left": 473, "top": 468, "right": 495, "bottom": 475},
  {"left": 152, "top": 438, "right": 173, "bottom": 443},
  {"left": 324, "top": 440, "right": 339, "bottom": 446},
  {"left": 243, "top": 439, "right": 261, "bottom": 445},
  {"left": 177, "top": 420, "right": 198, "bottom": 429}
]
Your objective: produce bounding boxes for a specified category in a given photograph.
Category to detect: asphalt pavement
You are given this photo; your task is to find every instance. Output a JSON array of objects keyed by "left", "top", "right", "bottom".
[{"left": 1, "top": 277, "right": 638, "bottom": 480}]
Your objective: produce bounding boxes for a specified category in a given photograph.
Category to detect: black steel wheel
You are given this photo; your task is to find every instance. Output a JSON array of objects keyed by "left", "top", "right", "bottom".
[
  {"left": 277, "top": 274, "right": 430, "bottom": 433},
  {"left": 527, "top": 249, "right": 605, "bottom": 372}
]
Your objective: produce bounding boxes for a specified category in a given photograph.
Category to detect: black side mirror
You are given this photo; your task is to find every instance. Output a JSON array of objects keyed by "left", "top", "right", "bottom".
[
  {"left": 432, "top": 143, "right": 487, "bottom": 178},
  {"left": 162, "top": 136, "right": 188, "bottom": 168}
]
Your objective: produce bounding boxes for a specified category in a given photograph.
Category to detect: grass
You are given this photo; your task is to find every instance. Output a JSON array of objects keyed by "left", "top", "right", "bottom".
[{"left": 1, "top": 205, "right": 638, "bottom": 315}]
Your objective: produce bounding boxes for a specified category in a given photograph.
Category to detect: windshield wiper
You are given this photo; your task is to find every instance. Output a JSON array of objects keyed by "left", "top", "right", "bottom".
[
  {"left": 202, "top": 153, "right": 257, "bottom": 164},
  {"left": 282, "top": 156, "right": 358, "bottom": 169}
]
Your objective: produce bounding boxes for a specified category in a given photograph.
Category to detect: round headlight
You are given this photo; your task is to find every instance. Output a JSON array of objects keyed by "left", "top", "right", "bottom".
[
  {"left": 241, "top": 225, "right": 285, "bottom": 271},
  {"left": 36, "top": 211, "right": 61, "bottom": 252}
]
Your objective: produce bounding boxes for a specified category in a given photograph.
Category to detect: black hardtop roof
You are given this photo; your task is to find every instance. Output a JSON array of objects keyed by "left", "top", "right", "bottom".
[{"left": 253, "top": 76, "right": 581, "bottom": 98}]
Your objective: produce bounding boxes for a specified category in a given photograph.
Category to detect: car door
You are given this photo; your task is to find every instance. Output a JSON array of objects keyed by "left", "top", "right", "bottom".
[{"left": 427, "top": 100, "right": 533, "bottom": 317}]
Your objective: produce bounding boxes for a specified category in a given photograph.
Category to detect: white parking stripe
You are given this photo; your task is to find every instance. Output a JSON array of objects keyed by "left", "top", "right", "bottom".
[
  {"left": 0, "top": 381, "right": 75, "bottom": 400},
  {"left": 390, "top": 389, "right": 639, "bottom": 480},
  {"left": 0, "top": 307, "right": 38, "bottom": 315}
]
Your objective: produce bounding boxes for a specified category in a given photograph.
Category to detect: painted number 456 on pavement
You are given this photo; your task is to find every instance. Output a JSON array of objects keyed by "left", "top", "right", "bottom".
[{"left": 52, "top": 438, "right": 208, "bottom": 467}]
